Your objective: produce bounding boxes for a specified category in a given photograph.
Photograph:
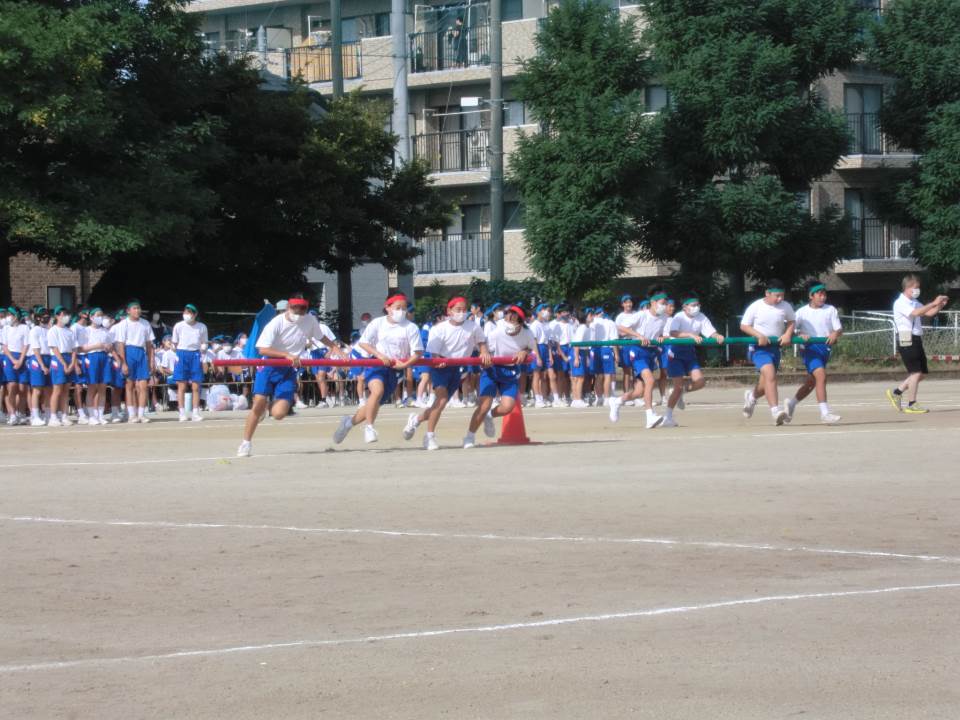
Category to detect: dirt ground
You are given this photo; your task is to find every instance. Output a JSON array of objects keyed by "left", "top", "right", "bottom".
[{"left": 2, "top": 379, "right": 959, "bottom": 719}]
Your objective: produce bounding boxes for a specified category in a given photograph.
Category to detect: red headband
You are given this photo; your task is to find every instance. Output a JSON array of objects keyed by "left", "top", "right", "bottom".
[
  {"left": 384, "top": 294, "right": 408, "bottom": 308},
  {"left": 447, "top": 296, "right": 467, "bottom": 310},
  {"left": 506, "top": 305, "right": 526, "bottom": 321},
  {"left": 287, "top": 298, "right": 309, "bottom": 307}
]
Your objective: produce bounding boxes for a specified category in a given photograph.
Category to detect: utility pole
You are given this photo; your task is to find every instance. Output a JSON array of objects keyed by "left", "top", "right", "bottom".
[
  {"left": 489, "top": 0, "right": 504, "bottom": 281},
  {"left": 392, "top": 0, "right": 414, "bottom": 299},
  {"left": 331, "top": 0, "right": 344, "bottom": 97},
  {"left": 332, "top": 0, "right": 351, "bottom": 338}
]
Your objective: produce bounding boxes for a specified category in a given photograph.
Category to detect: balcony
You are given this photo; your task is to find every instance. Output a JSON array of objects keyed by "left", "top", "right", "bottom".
[
  {"left": 836, "top": 218, "right": 919, "bottom": 272},
  {"left": 412, "top": 128, "right": 490, "bottom": 173},
  {"left": 290, "top": 42, "right": 362, "bottom": 83},
  {"left": 410, "top": 23, "right": 490, "bottom": 73},
  {"left": 414, "top": 232, "right": 490, "bottom": 274},
  {"left": 839, "top": 112, "right": 919, "bottom": 169}
]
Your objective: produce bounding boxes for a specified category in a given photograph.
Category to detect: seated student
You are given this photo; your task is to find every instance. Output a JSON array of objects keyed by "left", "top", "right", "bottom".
[
  {"left": 740, "top": 279, "right": 796, "bottom": 426},
  {"left": 784, "top": 282, "right": 843, "bottom": 424}
]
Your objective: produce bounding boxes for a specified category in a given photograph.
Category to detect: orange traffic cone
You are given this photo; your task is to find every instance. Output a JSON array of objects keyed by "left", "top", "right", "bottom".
[{"left": 496, "top": 400, "right": 539, "bottom": 445}]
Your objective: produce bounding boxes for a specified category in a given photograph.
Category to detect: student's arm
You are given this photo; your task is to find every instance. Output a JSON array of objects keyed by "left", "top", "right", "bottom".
[
  {"left": 358, "top": 342, "right": 391, "bottom": 366},
  {"left": 477, "top": 340, "right": 492, "bottom": 367},
  {"left": 31, "top": 339, "right": 48, "bottom": 374},
  {"left": 393, "top": 350, "right": 423, "bottom": 371},
  {"left": 739, "top": 322, "right": 770, "bottom": 346},
  {"left": 617, "top": 324, "right": 643, "bottom": 340},
  {"left": 920, "top": 296, "right": 950, "bottom": 317},
  {"left": 50, "top": 345, "right": 68, "bottom": 372},
  {"left": 318, "top": 335, "right": 345, "bottom": 358},
  {"left": 779, "top": 320, "right": 795, "bottom": 347}
]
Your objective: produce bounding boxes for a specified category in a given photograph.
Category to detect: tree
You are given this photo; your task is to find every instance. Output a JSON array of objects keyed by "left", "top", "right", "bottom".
[
  {"left": 869, "top": 0, "right": 960, "bottom": 279},
  {"left": 637, "top": 0, "right": 864, "bottom": 302},
  {"left": 509, "top": 0, "right": 661, "bottom": 304}
]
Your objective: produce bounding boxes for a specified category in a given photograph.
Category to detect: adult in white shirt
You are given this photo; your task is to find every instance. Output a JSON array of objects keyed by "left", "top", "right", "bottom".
[
  {"left": 529, "top": 303, "right": 556, "bottom": 407},
  {"left": 402, "top": 296, "right": 491, "bottom": 450},
  {"left": 609, "top": 289, "right": 672, "bottom": 429},
  {"left": 886, "top": 273, "right": 949, "bottom": 413},
  {"left": 740, "top": 280, "right": 796, "bottom": 426},
  {"left": 464, "top": 305, "right": 535, "bottom": 448},
  {"left": 171, "top": 303, "right": 209, "bottom": 422},
  {"left": 782, "top": 283, "right": 844, "bottom": 424},
  {"left": 238, "top": 296, "right": 343, "bottom": 457},
  {"left": 47, "top": 306, "right": 78, "bottom": 426},
  {"left": 664, "top": 294, "right": 725, "bottom": 427},
  {"left": 333, "top": 294, "right": 423, "bottom": 446},
  {"left": 27, "top": 307, "right": 53, "bottom": 426},
  {"left": 2, "top": 308, "right": 31, "bottom": 424},
  {"left": 114, "top": 300, "right": 156, "bottom": 423}
]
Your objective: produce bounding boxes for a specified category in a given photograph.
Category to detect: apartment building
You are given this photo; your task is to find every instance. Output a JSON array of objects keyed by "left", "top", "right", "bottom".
[{"left": 186, "top": 0, "right": 921, "bottom": 305}]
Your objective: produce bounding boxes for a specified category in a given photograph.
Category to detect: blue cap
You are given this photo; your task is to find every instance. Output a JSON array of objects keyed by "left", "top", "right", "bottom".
[
  {"left": 486, "top": 302, "right": 502, "bottom": 317},
  {"left": 638, "top": 299, "right": 650, "bottom": 309},
  {"left": 620, "top": 294, "right": 632, "bottom": 303}
]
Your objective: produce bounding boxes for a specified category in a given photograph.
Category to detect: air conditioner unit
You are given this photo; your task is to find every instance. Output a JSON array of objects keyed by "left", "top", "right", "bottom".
[{"left": 890, "top": 239, "right": 913, "bottom": 259}]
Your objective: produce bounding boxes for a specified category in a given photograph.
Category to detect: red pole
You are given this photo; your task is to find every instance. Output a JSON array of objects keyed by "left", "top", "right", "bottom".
[{"left": 212, "top": 356, "right": 522, "bottom": 368}]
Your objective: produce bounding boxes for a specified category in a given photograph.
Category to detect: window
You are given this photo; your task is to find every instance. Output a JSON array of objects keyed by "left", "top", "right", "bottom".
[
  {"left": 504, "top": 100, "right": 526, "bottom": 126},
  {"left": 374, "top": 12, "right": 391, "bottom": 37},
  {"left": 47, "top": 286, "right": 75, "bottom": 310},
  {"left": 844, "top": 84, "right": 883, "bottom": 153},
  {"left": 644, "top": 85, "right": 670, "bottom": 113},
  {"left": 794, "top": 190, "right": 811, "bottom": 215},
  {"left": 504, "top": 201, "right": 525, "bottom": 230},
  {"left": 201, "top": 32, "right": 221, "bottom": 51},
  {"left": 504, "top": 0, "right": 523, "bottom": 21}
]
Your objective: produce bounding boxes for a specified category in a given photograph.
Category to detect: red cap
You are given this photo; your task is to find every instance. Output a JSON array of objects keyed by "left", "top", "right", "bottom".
[
  {"left": 506, "top": 305, "right": 526, "bottom": 322},
  {"left": 446, "top": 296, "right": 467, "bottom": 310},
  {"left": 287, "top": 297, "right": 309, "bottom": 308},
  {"left": 384, "top": 293, "right": 408, "bottom": 308}
]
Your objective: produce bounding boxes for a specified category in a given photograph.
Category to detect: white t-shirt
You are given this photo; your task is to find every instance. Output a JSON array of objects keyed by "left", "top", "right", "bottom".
[
  {"left": 426, "top": 319, "right": 486, "bottom": 358},
  {"left": 621, "top": 310, "right": 668, "bottom": 342},
  {"left": 3, "top": 324, "right": 29, "bottom": 353},
  {"left": 572, "top": 324, "right": 590, "bottom": 344},
  {"left": 358, "top": 316, "right": 423, "bottom": 360},
  {"left": 529, "top": 319, "right": 551, "bottom": 344},
  {"left": 29, "top": 325, "right": 51, "bottom": 354},
  {"left": 592, "top": 316, "right": 619, "bottom": 342},
  {"left": 317, "top": 322, "right": 336, "bottom": 342},
  {"left": 893, "top": 294, "right": 923, "bottom": 336},
  {"left": 47, "top": 325, "right": 78, "bottom": 353},
  {"left": 485, "top": 324, "right": 536, "bottom": 356},
  {"left": 795, "top": 304, "right": 842, "bottom": 338},
  {"left": 741, "top": 299, "right": 796, "bottom": 338},
  {"left": 172, "top": 320, "right": 209, "bottom": 351},
  {"left": 71, "top": 323, "right": 89, "bottom": 353},
  {"left": 115, "top": 318, "right": 156, "bottom": 349},
  {"left": 615, "top": 311, "right": 641, "bottom": 337},
  {"left": 550, "top": 319, "right": 574, "bottom": 345},
  {"left": 669, "top": 311, "right": 718, "bottom": 339},
  {"left": 256, "top": 313, "right": 333, "bottom": 355},
  {"left": 85, "top": 325, "right": 111, "bottom": 351},
  {"left": 159, "top": 348, "right": 178, "bottom": 374}
]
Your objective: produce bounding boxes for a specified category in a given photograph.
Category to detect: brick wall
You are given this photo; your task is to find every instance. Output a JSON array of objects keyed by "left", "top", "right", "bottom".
[{"left": 9, "top": 253, "right": 103, "bottom": 309}]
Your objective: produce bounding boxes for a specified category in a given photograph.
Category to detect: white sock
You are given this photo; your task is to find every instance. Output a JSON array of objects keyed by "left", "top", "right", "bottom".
[
  {"left": 552, "top": 393, "right": 560, "bottom": 403},
  {"left": 138, "top": 406, "right": 146, "bottom": 418},
  {"left": 78, "top": 408, "right": 87, "bottom": 419},
  {"left": 426, "top": 431, "right": 435, "bottom": 438},
  {"left": 819, "top": 402, "right": 830, "bottom": 416},
  {"left": 31, "top": 408, "right": 40, "bottom": 419},
  {"left": 747, "top": 390, "right": 756, "bottom": 403},
  {"left": 770, "top": 405, "right": 781, "bottom": 418},
  {"left": 665, "top": 407, "right": 673, "bottom": 420},
  {"left": 535, "top": 394, "right": 543, "bottom": 402}
]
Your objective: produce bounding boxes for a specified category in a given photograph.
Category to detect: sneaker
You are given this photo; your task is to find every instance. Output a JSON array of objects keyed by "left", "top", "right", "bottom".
[
  {"left": 294, "top": 400, "right": 307, "bottom": 410},
  {"left": 645, "top": 413, "right": 664, "bottom": 430},
  {"left": 448, "top": 398, "right": 466, "bottom": 409},
  {"left": 743, "top": 390, "right": 757, "bottom": 419},
  {"left": 820, "top": 413, "right": 841, "bottom": 424},
  {"left": 903, "top": 404, "right": 930, "bottom": 414},
  {"left": 77, "top": 415, "right": 89, "bottom": 425},
  {"left": 482, "top": 411, "right": 495, "bottom": 438},
  {"left": 139, "top": 415, "right": 151, "bottom": 424},
  {"left": 47, "top": 418, "right": 63, "bottom": 427},
  {"left": 774, "top": 409, "right": 788, "bottom": 426},
  {"left": 570, "top": 399, "right": 589, "bottom": 408},
  {"left": 6, "top": 415, "right": 17, "bottom": 426},
  {"left": 661, "top": 416, "right": 678, "bottom": 428},
  {"left": 333, "top": 415, "right": 353, "bottom": 444},
  {"left": 785, "top": 397, "right": 798, "bottom": 421},
  {"left": 462, "top": 433, "right": 476, "bottom": 449},
  {"left": 191, "top": 411, "right": 203, "bottom": 422},
  {"left": 623, "top": 400, "right": 635, "bottom": 407},
  {"left": 97, "top": 417, "right": 109, "bottom": 426},
  {"left": 237, "top": 440, "right": 251, "bottom": 457},
  {"left": 30, "top": 417, "right": 46, "bottom": 427},
  {"left": 110, "top": 413, "right": 123, "bottom": 424},
  {"left": 608, "top": 397, "right": 622, "bottom": 423},
  {"left": 179, "top": 414, "right": 188, "bottom": 423},
  {"left": 885, "top": 389, "right": 903, "bottom": 412},
  {"left": 534, "top": 400, "right": 548, "bottom": 409},
  {"left": 423, "top": 434, "right": 440, "bottom": 451},
  {"left": 402, "top": 412, "right": 419, "bottom": 440},
  {"left": 363, "top": 424, "right": 378, "bottom": 443}
]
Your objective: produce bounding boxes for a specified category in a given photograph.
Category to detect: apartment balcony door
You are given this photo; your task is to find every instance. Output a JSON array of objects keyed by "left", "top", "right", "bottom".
[{"left": 844, "top": 84, "right": 883, "bottom": 153}]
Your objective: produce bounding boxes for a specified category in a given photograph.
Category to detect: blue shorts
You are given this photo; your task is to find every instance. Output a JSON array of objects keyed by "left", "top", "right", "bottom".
[
  {"left": 660, "top": 345, "right": 671, "bottom": 368},
  {"left": 412, "top": 353, "right": 429, "bottom": 381},
  {"left": 363, "top": 365, "right": 400, "bottom": 404},
  {"left": 124, "top": 345, "right": 150, "bottom": 381},
  {"left": 667, "top": 347, "right": 701, "bottom": 378},
  {"left": 752, "top": 346, "right": 781, "bottom": 371},
  {"left": 592, "top": 347, "right": 616, "bottom": 375},
  {"left": 85, "top": 352, "right": 109, "bottom": 385},
  {"left": 631, "top": 347, "right": 660, "bottom": 376},
  {"left": 174, "top": 349, "right": 203, "bottom": 383},
  {"left": 571, "top": 349, "right": 590, "bottom": 378},
  {"left": 253, "top": 364, "right": 297, "bottom": 403},
  {"left": 803, "top": 344, "right": 831, "bottom": 373},
  {"left": 74, "top": 354, "right": 88, "bottom": 385},
  {"left": 552, "top": 344, "right": 572, "bottom": 373},
  {"left": 619, "top": 344, "right": 639, "bottom": 368},
  {"left": 3, "top": 352, "right": 29, "bottom": 384},
  {"left": 109, "top": 359, "right": 125, "bottom": 388},
  {"left": 429, "top": 366, "right": 462, "bottom": 396},
  {"left": 50, "top": 353, "right": 75, "bottom": 385},
  {"left": 28, "top": 355, "right": 52, "bottom": 388},
  {"left": 536, "top": 343, "right": 552, "bottom": 370},
  {"left": 479, "top": 365, "right": 520, "bottom": 399}
]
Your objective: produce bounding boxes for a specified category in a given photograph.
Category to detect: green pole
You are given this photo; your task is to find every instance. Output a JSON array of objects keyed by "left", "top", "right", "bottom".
[{"left": 570, "top": 337, "right": 829, "bottom": 347}]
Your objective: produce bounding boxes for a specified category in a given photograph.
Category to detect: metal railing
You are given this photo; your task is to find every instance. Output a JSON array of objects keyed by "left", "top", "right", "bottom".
[
  {"left": 409, "top": 23, "right": 491, "bottom": 73},
  {"left": 412, "top": 128, "right": 490, "bottom": 172},
  {"left": 413, "top": 232, "right": 491, "bottom": 274},
  {"left": 846, "top": 112, "right": 884, "bottom": 154},
  {"left": 290, "top": 42, "right": 362, "bottom": 83},
  {"left": 849, "top": 217, "right": 918, "bottom": 259}
]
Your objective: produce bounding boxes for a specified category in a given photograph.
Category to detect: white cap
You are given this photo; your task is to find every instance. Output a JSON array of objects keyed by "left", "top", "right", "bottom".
[{"left": 276, "top": 300, "right": 289, "bottom": 311}]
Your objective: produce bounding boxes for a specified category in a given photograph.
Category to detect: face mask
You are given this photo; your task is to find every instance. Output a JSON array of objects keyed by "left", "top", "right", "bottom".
[
  {"left": 222, "top": 345, "right": 233, "bottom": 353},
  {"left": 505, "top": 321, "right": 520, "bottom": 335},
  {"left": 183, "top": 313, "right": 194, "bottom": 323},
  {"left": 58, "top": 315, "right": 69, "bottom": 326},
  {"left": 654, "top": 303, "right": 667, "bottom": 316},
  {"left": 910, "top": 287, "right": 921, "bottom": 299},
  {"left": 450, "top": 311, "right": 466, "bottom": 323},
  {"left": 102, "top": 318, "right": 112, "bottom": 329},
  {"left": 390, "top": 309, "right": 405, "bottom": 323},
  {"left": 685, "top": 304, "right": 701, "bottom": 316},
  {"left": 494, "top": 310, "right": 504, "bottom": 320},
  {"left": 540, "top": 312, "right": 551, "bottom": 322},
  {"left": 152, "top": 313, "right": 160, "bottom": 322},
  {"left": 359, "top": 320, "right": 369, "bottom": 330}
]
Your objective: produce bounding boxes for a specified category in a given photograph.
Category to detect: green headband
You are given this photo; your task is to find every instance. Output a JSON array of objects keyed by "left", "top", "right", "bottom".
[
  {"left": 808, "top": 283, "right": 826, "bottom": 295},
  {"left": 185, "top": 303, "right": 198, "bottom": 314},
  {"left": 681, "top": 297, "right": 699, "bottom": 306},
  {"left": 89, "top": 306, "right": 102, "bottom": 314},
  {"left": 126, "top": 300, "right": 141, "bottom": 309},
  {"left": 650, "top": 292, "right": 668, "bottom": 302},
  {"left": 766, "top": 287, "right": 784, "bottom": 294}
]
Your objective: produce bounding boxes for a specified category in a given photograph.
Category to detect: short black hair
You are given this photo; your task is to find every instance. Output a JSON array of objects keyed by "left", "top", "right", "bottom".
[
  {"left": 647, "top": 284, "right": 665, "bottom": 298},
  {"left": 766, "top": 278, "right": 786, "bottom": 291}
]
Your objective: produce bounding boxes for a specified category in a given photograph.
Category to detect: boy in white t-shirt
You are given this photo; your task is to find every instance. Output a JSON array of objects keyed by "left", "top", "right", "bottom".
[
  {"left": 740, "top": 280, "right": 795, "bottom": 426},
  {"left": 886, "top": 273, "right": 949, "bottom": 414},
  {"left": 663, "top": 293, "right": 725, "bottom": 427},
  {"left": 171, "top": 303, "right": 208, "bottom": 422},
  {"left": 784, "top": 283, "right": 843, "bottom": 424}
]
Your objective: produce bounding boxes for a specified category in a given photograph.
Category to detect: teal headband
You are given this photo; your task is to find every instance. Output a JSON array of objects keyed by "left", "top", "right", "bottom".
[
  {"left": 766, "top": 287, "right": 784, "bottom": 294},
  {"left": 808, "top": 283, "right": 826, "bottom": 295},
  {"left": 185, "top": 303, "right": 198, "bottom": 313},
  {"left": 126, "top": 300, "right": 141, "bottom": 309},
  {"left": 650, "top": 292, "right": 668, "bottom": 302},
  {"left": 681, "top": 297, "right": 699, "bottom": 306}
]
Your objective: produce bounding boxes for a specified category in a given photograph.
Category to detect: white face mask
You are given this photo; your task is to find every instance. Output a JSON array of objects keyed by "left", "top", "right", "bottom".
[
  {"left": 654, "top": 303, "right": 667, "bottom": 316},
  {"left": 685, "top": 304, "right": 701, "bottom": 316},
  {"left": 494, "top": 310, "right": 504, "bottom": 320},
  {"left": 183, "top": 313, "right": 195, "bottom": 323},
  {"left": 540, "top": 311, "right": 551, "bottom": 322},
  {"left": 222, "top": 344, "right": 233, "bottom": 353},
  {"left": 450, "top": 311, "right": 466, "bottom": 323},
  {"left": 102, "top": 318, "right": 112, "bottom": 329},
  {"left": 237, "top": 337, "right": 247, "bottom": 348},
  {"left": 57, "top": 315, "right": 70, "bottom": 326},
  {"left": 505, "top": 321, "right": 520, "bottom": 335},
  {"left": 910, "top": 287, "right": 921, "bottom": 299},
  {"left": 390, "top": 309, "right": 405, "bottom": 323}
]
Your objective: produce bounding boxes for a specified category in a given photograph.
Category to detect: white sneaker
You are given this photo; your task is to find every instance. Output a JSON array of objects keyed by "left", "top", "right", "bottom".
[
  {"left": 774, "top": 410, "right": 788, "bottom": 426},
  {"left": 462, "top": 433, "right": 476, "bottom": 449},
  {"left": 77, "top": 415, "right": 89, "bottom": 425},
  {"left": 110, "top": 414, "right": 123, "bottom": 424},
  {"left": 333, "top": 415, "right": 353, "bottom": 444},
  {"left": 821, "top": 413, "right": 841, "bottom": 424},
  {"left": 785, "top": 398, "right": 797, "bottom": 423},
  {"left": 47, "top": 418, "right": 63, "bottom": 427},
  {"left": 482, "top": 411, "right": 495, "bottom": 438},
  {"left": 191, "top": 411, "right": 203, "bottom": 422},
  {"left": 30, "top": 417, "right": 46, "bottom": 427},
  {"left": 179, "top": 414, "right": 188, "bottom": 423},
  {"left": 570, "top": 399, "right": 589, "bottom": 408},
  {"left": 97, "top": 417, "right": 109, "bottom": 426},
  {"left": 661, "top": 416, "right": 678, "bottom": 428},
  {"left": 237, "top": 440, "right": 251, "bottom": 457},
  {"left": 448, "top": 398, "right": 466, "bottom": 409},
  {"left": 139, "top": 415, "right": 151, "bottom": 424},
  {"left": 294, "top": 400, "right": 307, "bottom": 410},
  {"left": 743, "top": 390, "right": 757, "bottom": 419},
  {"left": 623, "top": 400, "right": 635, "bottom": 407},
  {"left": 363, "top": 424, "right": 378, "bottom": 443},
  {"left": 423, "top": 434, "right": 440, "bottom": 451},
  {"left": 6, "top": 415, "right": 17, "bottom": 426},
  {"left": 645, "top": 412, "right": 664, "bottom": 429},
  {"left": 402, "top": 412, "right": 419, "bottom": 440},
  {"left": 608, "top": 397, "right": 622, "bottom": 423},
  {"left": 534, "top": 400, "right": 548, "bottom": 409}
]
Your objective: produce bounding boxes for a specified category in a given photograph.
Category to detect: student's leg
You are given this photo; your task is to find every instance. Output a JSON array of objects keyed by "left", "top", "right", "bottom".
[
  {"left": 639, "top": 368, "right": 656, "bottom": 410},
  {"left": 136, "top": 379, "right": 149, "bottom": 412},
  {"left": 667, "top": 376, "right": 685, "bottom": 409},
  {"left": 468, "top": 396, "right": 494, "bottom": 433},
  {"left": 242, "top": 394, "right": 270, "bottom": 441},
  {"left": 269, "top": 398, "right": 291, "bottom": 420},
  {"left": 901, "top": 371, "right": 924, "bottom": 402},
  {"left": 491, "top": 394, "right": 515, "bottom": 418},
  {"left": 795, "top": 374, "right": 816, "bottom": 403},
  {"left": 423, "top": 386, "right": 450, "bottom": 432},
  {"left": 356, "top": 379, "right": 385, "bottom": 426},
  {"left": 687, "top": 368, "right": 706, "bottom": 392},
  {"left": 759, "top": 364, "right": 778, "bottom": 408},
  {"left": 177, "top": 381, "right": 187, "bottom": 411}
]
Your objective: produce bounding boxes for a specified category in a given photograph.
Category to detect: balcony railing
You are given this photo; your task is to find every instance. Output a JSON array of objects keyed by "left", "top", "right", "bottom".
[
  {"left": 290, "top": 42, "right": 362, "bottom": 83},
  {"left": 414, "top": 232, "right": 490, "bottom": 273},
  {"left": 846, "top": 112, "right": 884, "bottom": 154},
  {"left": 412, "top": 128, "right": 490, "bottom": 172},
  {"left": 410, "top": 23, "right": 490, "bottom": 73},
  {"left": 850, "top": 217, "right": 918, "bottom": 260}
]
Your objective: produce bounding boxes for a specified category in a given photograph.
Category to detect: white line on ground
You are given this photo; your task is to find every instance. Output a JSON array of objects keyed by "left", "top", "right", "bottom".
[
  {"left": 3, "top": 515, "right": 957, "bottom": 564},
  {"left": 2, "top": 581, "right": 958, "bottom": 674}
]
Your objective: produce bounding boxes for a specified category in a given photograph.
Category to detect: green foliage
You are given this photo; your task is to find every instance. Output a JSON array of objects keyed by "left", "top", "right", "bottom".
[
  {"left": 413, "top": 280, "right": 448, "bottom": 324},
  {"left": 466, "top": 277, "right": 547, "bottom": 310},
  {"left": 510, "top": 0, "right": 660, "bottom": 303}
]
